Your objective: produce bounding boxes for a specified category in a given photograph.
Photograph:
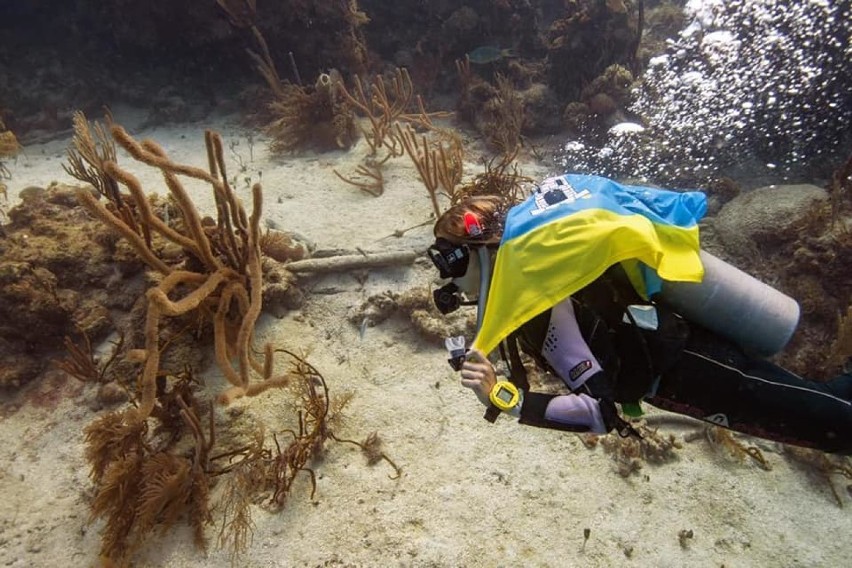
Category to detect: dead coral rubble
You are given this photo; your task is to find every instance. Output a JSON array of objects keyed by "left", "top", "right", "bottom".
[
  {"left": 351, "top": 288, "right": 475, "bottom": 345},
  {"left": 596, "top": 422, "right": 682, "bottom": 478},
  {"left": 0, "top": 183, "right": 142, "bottom": 389}
]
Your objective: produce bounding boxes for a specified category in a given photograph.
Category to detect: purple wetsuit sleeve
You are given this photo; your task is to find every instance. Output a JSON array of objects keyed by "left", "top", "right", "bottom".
[
  {"left": 544, "top": 393, "right": 607, "bottom": 433},
  {"left": 541, "top": 299, "right": 603, "bottom": 390}
]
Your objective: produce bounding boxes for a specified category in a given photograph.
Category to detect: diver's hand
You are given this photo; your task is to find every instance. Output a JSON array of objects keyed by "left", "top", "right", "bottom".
[{"left": 460, "top": 349, "right": 497, "bottom": 407}]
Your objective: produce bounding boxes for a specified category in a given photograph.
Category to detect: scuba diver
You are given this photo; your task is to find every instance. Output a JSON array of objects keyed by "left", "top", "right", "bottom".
[{"left": 428, "top": 174, "right": 852, "bottom": 454}]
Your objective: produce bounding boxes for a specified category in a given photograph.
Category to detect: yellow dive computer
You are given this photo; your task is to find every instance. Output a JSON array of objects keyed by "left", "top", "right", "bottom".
[{"left": 489, "top": 381, "right": 520, "bottom": 412}]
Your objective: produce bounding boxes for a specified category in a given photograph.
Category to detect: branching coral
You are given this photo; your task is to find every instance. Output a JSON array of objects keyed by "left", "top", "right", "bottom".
[
  {"left": 217, "top": 0, "right": 358, "bottom": 153},
  {"left": 333, "top": 155, "right": 389, "bottom": 197},
  {"left": 69, "top": 118, "right": 293, "bottom": 418},
  {"left": 57, "top": 328, "right": 124, "bottom": 384},
  {"left": 334, "top": 67, "right": 457, "bottom": 207},
  {"left": 212, "top": 351, "right": 400, "bottom": 563},
  {"left": 396, "top": 123, "right": 464, "bottom": 216},
  {"left": 266, "top": 72, "right": 358, "bottom": 153},
  {"left": 480, "top": 74, "right": 524, "bottom": 156},
  {"left": 0, "top": 120, "right": 20, "bottom": 180},
  {"left": 68, "top": 115, "right": 398, "bottom": 565},
  {"left": 336, "top": 67, "right": 441, "bottom": 157},
  {"left": 452, "top": 147, "right": 531, "bottom": 206},
  {"left": 338, "top": 0, "right": 371, "bottom": 76},
  {"left": 684, "top": 425, "right": 771, "bottom": 471}
]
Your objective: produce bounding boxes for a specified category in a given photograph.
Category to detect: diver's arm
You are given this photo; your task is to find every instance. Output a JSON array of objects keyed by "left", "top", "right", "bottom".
[
  {"left": 519, "top": 392, "right": 607, "bottom": 433},
  {"left": 540, "top": 298, "right": 604, "bottom": 390},
  {"left": 514, "top": 296, "right": 609, "bottom": 432},
  {"left": 461, "top": 349, "right": 607, "bottom": 432}
]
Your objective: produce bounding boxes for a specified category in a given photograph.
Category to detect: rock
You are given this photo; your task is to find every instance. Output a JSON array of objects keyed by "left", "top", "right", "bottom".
[
  {"left": 711, "top": 184, "right": 828, "bottom": 259},
  {"left": 519, "top": 83, "right": 562, "bottom": 135}
]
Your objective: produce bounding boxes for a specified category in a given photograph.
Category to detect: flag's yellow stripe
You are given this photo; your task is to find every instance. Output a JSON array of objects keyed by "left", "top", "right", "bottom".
[{"left": 472, "top": 207, "right": 703, "bottom": 355}]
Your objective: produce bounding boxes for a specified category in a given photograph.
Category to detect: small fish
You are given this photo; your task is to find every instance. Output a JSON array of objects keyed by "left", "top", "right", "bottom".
[{"left": 466, "top": 46, "right": 517, "bottom": 65}]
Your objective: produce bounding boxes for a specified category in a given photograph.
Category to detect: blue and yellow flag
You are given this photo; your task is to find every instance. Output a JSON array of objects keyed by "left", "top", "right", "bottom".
[{"left": 471, "top": 173, "right": 708, "bottom": 355}]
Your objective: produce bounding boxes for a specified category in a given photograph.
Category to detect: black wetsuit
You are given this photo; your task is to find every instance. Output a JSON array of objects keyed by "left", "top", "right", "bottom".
[{"left": 511, "top": 265, "right": 852, "bottom": 454}]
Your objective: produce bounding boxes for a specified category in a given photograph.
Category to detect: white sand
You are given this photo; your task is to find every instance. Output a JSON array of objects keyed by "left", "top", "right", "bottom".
[{"left": 1, "top": 108, "right": 849, "bottom": 567}]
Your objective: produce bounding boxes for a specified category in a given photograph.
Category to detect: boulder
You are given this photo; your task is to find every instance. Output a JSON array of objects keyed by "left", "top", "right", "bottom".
[{"left": 711, "top": 184, "right": 828, "bottom": 259}]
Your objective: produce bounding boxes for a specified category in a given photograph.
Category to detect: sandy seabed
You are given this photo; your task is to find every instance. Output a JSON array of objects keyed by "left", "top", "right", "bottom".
[{"left": 1, "top": 108, "right": 850, "bottom": 567}]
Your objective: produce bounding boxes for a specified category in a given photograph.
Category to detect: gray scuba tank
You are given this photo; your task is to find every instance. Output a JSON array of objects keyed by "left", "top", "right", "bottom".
[{"left": 657, "top": 249, "right": 800, "bottom": 357}]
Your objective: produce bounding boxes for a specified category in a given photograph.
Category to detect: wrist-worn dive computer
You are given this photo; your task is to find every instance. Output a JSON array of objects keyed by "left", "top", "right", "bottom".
[
  {"left": 489, "top": 381, "right": 520, "bottom": 411},
  {"left": 484, "top": 381, "right": 521, "bottom": 422}
]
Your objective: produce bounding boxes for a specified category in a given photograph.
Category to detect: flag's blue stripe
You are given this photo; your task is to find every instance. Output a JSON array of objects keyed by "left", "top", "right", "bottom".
[{"left": 502, "top": 174, "right": 707, "bottom": 243}]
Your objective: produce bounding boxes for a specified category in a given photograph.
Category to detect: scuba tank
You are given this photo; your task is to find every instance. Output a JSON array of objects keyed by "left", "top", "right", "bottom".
[{"left": 657, "top": 249, "right": 800, "bottom": 357}]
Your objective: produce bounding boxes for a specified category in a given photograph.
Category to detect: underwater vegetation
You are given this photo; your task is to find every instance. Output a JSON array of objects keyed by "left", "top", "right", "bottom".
[
  {"left": 0, "top": 117, "right": 19, "bottom": 202},
  {"left": 217, "top": 0, "right": 360, "bottom": 153},
  {"left": 451, "top": 147, "right": 533, "bottom": 206},
  {"left": 49, "top": 114, "right": 399, "bottom": 565},
  {"left": 329, "top": 66, "right": 473, "bottom": 216}
]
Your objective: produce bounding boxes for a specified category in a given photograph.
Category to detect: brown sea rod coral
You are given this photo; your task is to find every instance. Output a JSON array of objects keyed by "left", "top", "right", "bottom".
[{"left": 69, "top": 117, "right": 295, "bottom": 413}]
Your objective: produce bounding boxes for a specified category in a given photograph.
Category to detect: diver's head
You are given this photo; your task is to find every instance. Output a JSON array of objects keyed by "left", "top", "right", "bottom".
[
  {"left": 428, "top": 196, "right": 508, "bottom": 315},
  {"left": 433, "top": 195, "right": 506, "bottom": 246}
]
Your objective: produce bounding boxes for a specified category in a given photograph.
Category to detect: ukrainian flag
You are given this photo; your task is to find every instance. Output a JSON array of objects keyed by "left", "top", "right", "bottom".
[{"left": 472, "top": 173, "right": 708, "bottom": 355}]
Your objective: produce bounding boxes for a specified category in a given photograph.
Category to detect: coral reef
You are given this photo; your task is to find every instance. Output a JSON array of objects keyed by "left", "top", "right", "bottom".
[
  {"left": 336, "top": 67, "right": 445, "bottom": 158},
  {"left": 266, "top": 72, "right": 358, "bottom": 153},
  {"left": 479, "top": 74, "right": 525, "bottom": 155},
  {"left": 0, "top": 183, "right": 144, "bottom": 389},
  {"left": 558, "top": 63, "right": 635, "bottom": 144},
  {"left": 61, "top": 117, "right": 396, "bottom": 565},
  {"left": 637, "top": 1, "right": 687, "bottom": 67},
  {"left": 453, "top": 147, "right": 532, "bottom": 206},
  {"left": 396, "top": 124, "right": 464, "bottom": 216},
  {"left": 334, "top": 67, "right": 457, "bottom": 211},
  {"left": 70, "top": 121, "right": 300, "bottom": 407},
  {"left": 544, "top": 0, "right": 642, "bottom": 101},
  {"left": 217, "top": 1, "right": 359, "bottom": 153}
]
